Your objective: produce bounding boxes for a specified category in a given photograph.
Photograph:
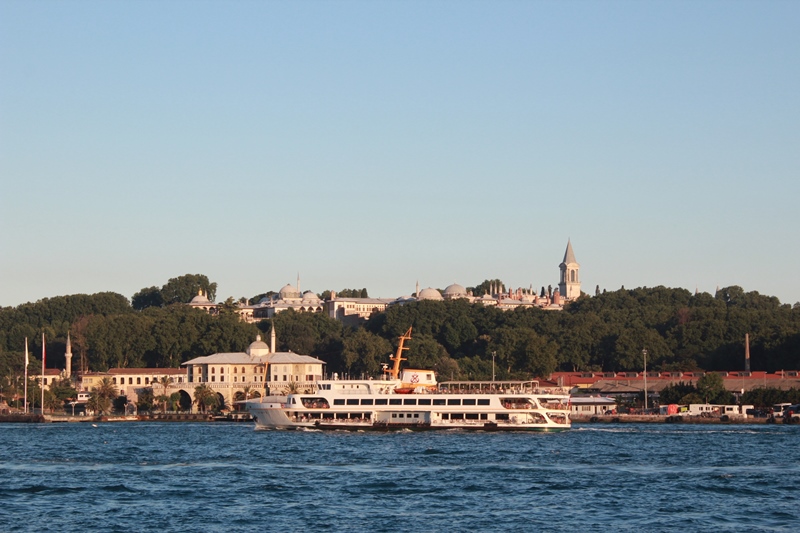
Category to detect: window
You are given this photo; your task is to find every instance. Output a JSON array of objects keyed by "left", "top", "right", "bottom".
[
  {"left": 145, "top": 378, "right": 149, "bottom": 384},
  {"left": 113, "top": 378, "right": 117, "bottom": 384},
  {"left": 220, "top": 367, "right": 224, "bottom": 374},
  {"left": 137, "top": 377, "right": 141, "bottom": 385},
  {"left": 220, "top": 376, "right": 224, "bottom": 382},
  {"left": 129, "top": 378, "right": 133, "bottom": 385},
  {"left": 334, "top": 399, "right": 345, "bottom": 405},
  {"left": 234, "top": 377, "right": 237, "bottom": 382},
  {"left": 211, "top": 376, "right": 215, "bottom": 382},
  {"left": 211, "top": 367, "right": 215, "bottom": 374},
  {"left": 346, "top": 399, "right": 359, "bottom": 405},
  {"left": 466, "top": 413, "right": 479, "bottom": 420},
  {"left": 447, "top": 399, "right": 461, "bottom": 406},
  {"left": 389, "top": 399, "right": 402, "bottom": 405},
  {"left": 433, "top": 399, "right": 446, "bottom": 406},
  {"left": 375, "top": 399, "right": 388, "bottom": 405},
  {"left": 242, "top": 367, "right": 246, "bottom": 374},
  {"left": 477, "top": 399, "right": 490, "bottom": 406},
  {"left": 283, "top": 375, "right": 287, "bottom": 382},
  {"left": 403, "top": 399, "right": 416, "bottom": 405},
  {"left": 361, "top": 399, "right": 374, "bottom": 405},
  {"left": 418, "top": 398, "right": 431, "bottom": 405},
  {"left": 462, "top": 399, "right": 476, "bottom": 406},
  {"left": 234, "top": 367, "right": 238, "bottom": 374}
]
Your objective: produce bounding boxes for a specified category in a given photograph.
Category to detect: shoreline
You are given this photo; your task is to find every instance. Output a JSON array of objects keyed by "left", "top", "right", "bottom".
[{"left": 570, "top": 414, "right": 790, "bottom": 424}]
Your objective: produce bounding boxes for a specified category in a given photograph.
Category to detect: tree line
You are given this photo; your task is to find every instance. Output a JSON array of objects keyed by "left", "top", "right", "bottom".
[{"left": 2, "top": 280, "right": 799, "bottom": 390}]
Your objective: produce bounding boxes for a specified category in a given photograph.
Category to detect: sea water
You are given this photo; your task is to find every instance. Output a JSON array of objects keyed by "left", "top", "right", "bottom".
[{"left": 1, "top": 423, "right": 798, "bottom": 532}]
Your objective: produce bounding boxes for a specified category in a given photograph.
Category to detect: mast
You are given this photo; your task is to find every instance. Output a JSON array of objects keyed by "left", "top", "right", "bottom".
[{"left": 384, "top": 327, "right": 412, "bottom": 380}]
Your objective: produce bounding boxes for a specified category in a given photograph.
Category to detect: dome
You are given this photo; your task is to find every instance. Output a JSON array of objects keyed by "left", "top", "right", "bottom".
[
  {"left": 418, "top": 287, "right": 444, "bottom": 301},
  {"left": 302, "top": 291, "right": 320, "bottom": 302},
  {"left": 247, "top": 334, "right": 270, "bottom": 356},
  {"left": 278, "top": 284, "right": 301, "bottom": 299},
  {"left": 443, "top": 283, "right": 467, "bottom": 298},
  {"left": 190, "top": 290, "right": 210, "bottom": 304}
]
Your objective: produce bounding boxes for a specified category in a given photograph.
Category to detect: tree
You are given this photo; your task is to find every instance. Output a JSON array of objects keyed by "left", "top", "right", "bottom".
[
  {"left": 158, "top": 376, "right": 173, "bottom": 412},
  {"left": 193, "top": 384, "right": 218, "bottom": 413},
  {"left": 696, "top": 373, "right": 734, "bottom": 404},
  {"left": 136, "top": 388, "right": 156, "bottom": 412},
  {"left": 161, "top": 274, "right": 217, "bottom": 305},
  {"left": 132, "top": 287, "right": 164, "bottom": 310},
  {"left": 87, "top": 377, "right": 118, "bottom": 415}
]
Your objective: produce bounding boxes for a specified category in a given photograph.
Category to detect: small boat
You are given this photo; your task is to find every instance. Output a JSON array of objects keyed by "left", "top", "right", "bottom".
[{"left": 246, "top": 327, "right": 571, "bottom": 432}]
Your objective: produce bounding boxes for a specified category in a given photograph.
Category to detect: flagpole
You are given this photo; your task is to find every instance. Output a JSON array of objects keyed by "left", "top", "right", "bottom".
[
  {"left": 41, "top": 332, "right": 46, "bottom": 414},
  {"left": 24, "top": 337, "right": 29, "bottom": 414}
]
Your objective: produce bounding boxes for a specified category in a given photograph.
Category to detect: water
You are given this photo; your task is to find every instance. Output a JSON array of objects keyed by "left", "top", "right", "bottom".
[{"left": 1, "top": 423, "right": 799, "bottom": 532}]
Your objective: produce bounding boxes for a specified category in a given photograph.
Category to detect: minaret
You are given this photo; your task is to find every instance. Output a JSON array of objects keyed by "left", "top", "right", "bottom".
[
  {"left": 415, "top": 280, "right": 420, "bottom": 299},
  {"left": 558, "top": 239, "right": 581, "bottom": 300},
  {"left": 65, "top": 331, "right": 73, "bottom": 379},
  {"left": 270, "top": 322, "right": 276, "bottom": 354}
]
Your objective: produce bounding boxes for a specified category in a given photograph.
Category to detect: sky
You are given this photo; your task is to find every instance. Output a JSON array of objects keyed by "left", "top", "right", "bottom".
[{"left": 1, "top": 1, "right": 799, "bottom": 308}]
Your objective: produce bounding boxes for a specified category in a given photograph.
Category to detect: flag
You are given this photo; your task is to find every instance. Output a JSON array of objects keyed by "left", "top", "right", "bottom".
[
  {"left": 24, "top": 337, "right": 29, "bottom": 367},
  {"left": 42, "top": 332, "right": 46, "bottom": 369}
]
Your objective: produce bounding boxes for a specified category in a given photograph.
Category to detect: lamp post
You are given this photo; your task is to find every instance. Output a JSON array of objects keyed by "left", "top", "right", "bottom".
[
  {"left": 642, "top": 348, "right": 648, "bottom": 411},
  {"left": 491, "top": 351, "right": 496, "bottom": 384}
]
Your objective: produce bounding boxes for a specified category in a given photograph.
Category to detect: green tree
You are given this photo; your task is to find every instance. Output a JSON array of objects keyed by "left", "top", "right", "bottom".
[
  {"left": 161, "top": 274, "right": 217, "bottom": 305},
  {"left": 132, "top": 287, "right": 164, "bottom": 310},
  {"left": 136, "top": 388, "right": 156, "bottom": 412},
  {"left": 193, "top": 384, "right": 218, "bottom": 413},
  {"left": 696, "top": 373, "right": 734, "bottom": 404}
]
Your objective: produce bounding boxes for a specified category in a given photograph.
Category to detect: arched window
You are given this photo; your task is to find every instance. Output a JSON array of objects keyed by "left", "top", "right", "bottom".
[
  {"left": 234, "top": 367, "right": 238, "bottom": 374},
  {"left": 211, "top": 367, "right": 215, "bottom": 374},
  {"left": 242, "top": 367, "right": 246, "bottom": 374},
  {"left": 113, "top": 378, "right": 117, "bottom": 384}
]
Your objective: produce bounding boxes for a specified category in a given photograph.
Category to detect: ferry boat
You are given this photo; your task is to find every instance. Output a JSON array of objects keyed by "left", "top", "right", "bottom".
[{"left": 246, "top": 328, "right": 571, "bottom": 432}]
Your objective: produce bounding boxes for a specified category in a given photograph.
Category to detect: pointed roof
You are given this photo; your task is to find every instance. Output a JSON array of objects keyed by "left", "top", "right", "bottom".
[{"left": 562, "top": 239, "right": 577, "bottom": 264}]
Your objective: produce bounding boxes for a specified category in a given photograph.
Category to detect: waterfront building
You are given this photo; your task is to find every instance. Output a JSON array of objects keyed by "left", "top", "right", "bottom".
[{"left": 181, "top": 329, "right": 325, "bottom": 405}]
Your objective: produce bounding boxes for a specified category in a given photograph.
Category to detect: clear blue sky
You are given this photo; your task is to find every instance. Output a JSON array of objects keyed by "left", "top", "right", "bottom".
[{"left": 2, "top": 1, "right": 798, "bottom": 307}]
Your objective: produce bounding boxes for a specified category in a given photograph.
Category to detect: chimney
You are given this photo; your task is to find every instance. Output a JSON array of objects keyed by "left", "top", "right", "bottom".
[{"left": 745, "top": 333, "right": 750, "bottom": 372}]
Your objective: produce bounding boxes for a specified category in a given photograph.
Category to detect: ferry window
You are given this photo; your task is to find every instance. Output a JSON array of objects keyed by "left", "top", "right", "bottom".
[
  {"left": 496, "top": 413, "right": 509, "bottom": 421},
  {"left": 413, "top": 414, "right": 419, "bottom": 418},
  {"left": 480, "top": 414, "right": 488, "bottom": 420},
  {"left": 398, "top": 414, "right": 404, "bottom": 418},
  {"left": 432, "top": 399, "right": 446, "bottom": 406},
  {"left": 447, "top": 399, "right": 461, "bottom": 406},
  {"left": 462, "top": 399, "right": 476, "bottom": 406},
  {"left": 442, "top": 413, "right": 449, "bottom": 420},
  {"left": 426, "top": 374, "right": 432, "bottom": 380},
  {"left": 403, "top": 399, "right": 416, "bottom": 405},
  {"left": 334, "top": 399, "right": 345, "bottom": 405},
  {"left": 392, "top": 414, "right": 397, "bottom": 418},
  {"left": 477, "top": 399, "right": 490, "bottom": 406},
  {"left": 346, "top": 399, "right": 359, "bottom": 405},
  {"left": 466, "top": 413, "right": 479, "bottom": 420},
  {"left": 375, "top": 399, "right": 388, "bottom": 405},
  {"left": 361, "top": 399, "right": 374, "bottom": 405},
  {"left": 389, "top": 399, "right": 402, "bottom": 405},
  {"left": 451, "top": 413, "right": 464, "bottom": 420},
  {"left": 418, "top": 399, "right": 431, "bottom": 405}
]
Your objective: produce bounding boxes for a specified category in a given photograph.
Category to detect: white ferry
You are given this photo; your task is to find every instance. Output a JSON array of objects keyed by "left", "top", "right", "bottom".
[{"left": 246, "top": 328, "right": 571, "bottom": 432}]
